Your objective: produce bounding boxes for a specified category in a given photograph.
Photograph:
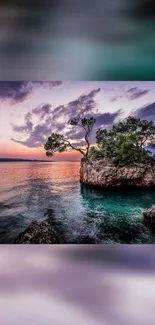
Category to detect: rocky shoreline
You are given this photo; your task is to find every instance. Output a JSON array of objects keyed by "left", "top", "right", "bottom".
[
  {"left": 13, "top": 209, "right": 66, "bottom": 244},
  {"left": 13, "top": 204, "right": 155, "bottom": 244},
  {"left": 143, "top": 205, "right": 155, "bottom": 231},
  {"left": 13, "top": 157, "right": 155, "bottom": 243},
  {"left": 80, "top": 158, "right": 155, "bottom": 188}
]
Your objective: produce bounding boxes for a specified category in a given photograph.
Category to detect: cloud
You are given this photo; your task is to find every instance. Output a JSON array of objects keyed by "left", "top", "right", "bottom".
[
  {"left": 0, "top": 81, "right": 63, "bottom": 103},
  {"left": 109, "top": 87, "right": 149, "bottom": 103},
  {"left": 64, "top": 110, "right": 122, "bottom": 145},
  {"left": 52, "top": 88, "right": 101, "bottom": 121},
  {"left": 87, "top": 110, "right": 122, "bottom": 144},
  {"left": 126, "top": 87, "right": 149, "bottom": 100},
  {"left": 126, "top": 87, "right": 137, "bottom": 93},
  {"left": 12, "top": 88, "right": 102, "bottom": 148},
  {"left": 110, "top": 96, "right": 123, "bottom": 102},
  {"left": 0, "top": 81, "right": 33, "bottom": 103},
  {"left": 11, "top": 87, "right": 122, "bottom": 149},
  {"left": 94, "top": 110, "right": 122, "bottom": 127},
  {"left": 12, "top": 121, "right": 52, "bottom": 148},
  {"left": 136, "top": 102, "right": 155, "bottom": 122},
  {"left": 32, "top": 103, "right": 52, "bottom": 119}
]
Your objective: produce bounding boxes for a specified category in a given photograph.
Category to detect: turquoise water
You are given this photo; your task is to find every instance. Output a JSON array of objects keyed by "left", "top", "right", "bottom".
[{"left": 0, "top": 161, "right": 155, "bottom": 243}]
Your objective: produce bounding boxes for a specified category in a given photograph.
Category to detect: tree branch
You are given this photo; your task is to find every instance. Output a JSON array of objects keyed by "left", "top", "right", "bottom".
[{"left": 64, "top": 140, "right": 86, "bottom": 156}]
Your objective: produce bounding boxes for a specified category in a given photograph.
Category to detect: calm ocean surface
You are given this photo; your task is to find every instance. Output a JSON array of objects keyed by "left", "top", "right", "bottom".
[{"left": 1, "top": 161, "right": 155, "bottom": 244}]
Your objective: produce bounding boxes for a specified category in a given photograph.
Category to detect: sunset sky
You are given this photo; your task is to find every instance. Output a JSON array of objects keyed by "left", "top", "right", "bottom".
[{"left": 0, "top": 81, "right": 155, "bottom": 161}]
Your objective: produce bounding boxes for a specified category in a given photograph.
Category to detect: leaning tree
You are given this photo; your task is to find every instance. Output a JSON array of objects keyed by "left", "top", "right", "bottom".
[{"left": 44, "top": 116, "right": 96, "bottom": 158}]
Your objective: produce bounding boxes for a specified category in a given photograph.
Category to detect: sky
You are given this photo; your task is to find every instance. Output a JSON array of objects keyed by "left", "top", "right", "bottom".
[{"left": 0, "top": 81, "right": 155, "bottom": 161}]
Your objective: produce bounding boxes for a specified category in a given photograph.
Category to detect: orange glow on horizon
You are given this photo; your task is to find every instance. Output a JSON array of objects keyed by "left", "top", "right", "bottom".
[{"left": 0, "top": 143, "right": 82, "bottom": 161}]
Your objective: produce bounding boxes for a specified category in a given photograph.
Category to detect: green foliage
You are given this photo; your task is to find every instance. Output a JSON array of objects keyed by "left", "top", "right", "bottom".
[
  {"left": 70, "top": 116, "right": 96, "bottom": 129},
  {"left": 94, "top": 117, "right": 155, "bottom": 166},
  {"left": 79, "top": 169, "right": 84, "bottom": 176},
  {"left": 70, "top": 116, "right": 96, "bottom": 156},
  {"left": 44, "top": 133, "right": 67, "bottom": 157},
  {"left": 44, "top": 117, "right": 96, "bottom": 158},
  {"left": 89, "top": 146, "right": 105, "bottom": 160},
  {"left": 45, "top": 116, "right": 155, "bottom": 165}
]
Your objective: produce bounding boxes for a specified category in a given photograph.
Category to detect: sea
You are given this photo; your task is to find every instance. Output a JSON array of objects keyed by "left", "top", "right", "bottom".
[{"left": 1, "top": 161, "right": 155, "bottom": 244}]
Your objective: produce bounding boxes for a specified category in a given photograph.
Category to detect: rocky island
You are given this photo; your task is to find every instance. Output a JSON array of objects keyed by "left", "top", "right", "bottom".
[
  {"left": 78, "top": 116, "right": 155, "bottom": 188},
  {"left": 80, "top": 158, "right": 155, "bottom": 188},
  {"left": 44, "top": 116, "right": 155, "bottom": 188}
]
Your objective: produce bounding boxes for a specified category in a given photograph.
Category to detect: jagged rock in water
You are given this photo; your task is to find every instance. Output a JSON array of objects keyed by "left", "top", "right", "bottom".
[
  {"left": 80, "top": 158, "right": 155, "bottom": 188},
  {"left": 143, "top": 205, "right": 155, "bottom": 230},
  {"left": 13, "top": 209, "right": 65, "bottom": 244}
]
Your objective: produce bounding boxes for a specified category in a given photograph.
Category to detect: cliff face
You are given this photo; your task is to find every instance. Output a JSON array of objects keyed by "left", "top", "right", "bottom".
[{"left": 80, "top": 158, "right": 155, "bottom": 188}]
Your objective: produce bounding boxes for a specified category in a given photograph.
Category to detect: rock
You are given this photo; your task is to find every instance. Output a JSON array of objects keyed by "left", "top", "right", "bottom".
[
  {"left": 14, "top": 220, "right": 55, "bottom": 244},
  {"left": 143, "top": 206, "right": 155, "bottom": 229},
  {"left": 80, "top": 158, "right": 155, "bottom": 188},
  {"left": 13, "top": 209, "right": 66, "bottom": 244}
]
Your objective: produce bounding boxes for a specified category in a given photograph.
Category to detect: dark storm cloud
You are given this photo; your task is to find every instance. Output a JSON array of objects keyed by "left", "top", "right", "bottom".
[
  {"left": 94, "top": 110, "right": 122, "bottom": 127},
  {"left": 136, "top": 102, "right": 155, "bottom": 122},
  {"left": 0, "top": 81, "right": 63, "bottom": 103},
  {"left": 0, "top": 81, "right": 33, "bottom": 103},
  {"left": 126, "top": 87, "right": 149, "bottom": 100},
  {"left": 12, "top": 88, "right": 102, "bottom": 148}
]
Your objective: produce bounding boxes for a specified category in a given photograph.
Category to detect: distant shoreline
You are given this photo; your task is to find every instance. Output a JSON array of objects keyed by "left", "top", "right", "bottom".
[
  {"left": 0, "top": 158, "right": 52, "bottom": 162},
  {"left": 0, "top": 158, "right": 80, "bottom": 162}
]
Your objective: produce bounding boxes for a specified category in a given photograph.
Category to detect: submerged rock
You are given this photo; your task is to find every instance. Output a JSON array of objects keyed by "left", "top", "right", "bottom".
[
  {"left": 13, "top": 209, "right": 65, "bottom": 244},
  {"left": 80, "top": 158, "right": 155, "bottom": 188},
  {"left": 143, "top": 205, "right": 155, "bottom": 230}
]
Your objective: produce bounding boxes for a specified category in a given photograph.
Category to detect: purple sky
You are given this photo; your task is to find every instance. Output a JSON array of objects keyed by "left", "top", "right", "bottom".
[{"left": 0, "top": 81, "right": 155, "bottom": 160}]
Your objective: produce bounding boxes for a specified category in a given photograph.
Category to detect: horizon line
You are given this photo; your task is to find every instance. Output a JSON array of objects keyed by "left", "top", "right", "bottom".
[{"left": 0, "top": 157, "right": 80, "bottom": 162}]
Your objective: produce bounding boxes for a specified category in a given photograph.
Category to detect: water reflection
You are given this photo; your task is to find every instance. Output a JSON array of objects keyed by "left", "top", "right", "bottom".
[
  {"left": 0, "top": 162, "right": 82, "bottom": 243},
  {"left": 0, "top": 162, "right": 155, "bottom": 243}
]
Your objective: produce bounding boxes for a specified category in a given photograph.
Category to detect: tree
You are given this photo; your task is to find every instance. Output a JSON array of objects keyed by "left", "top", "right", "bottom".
[
  {"left": 44, "top": 116, "right": 96, "bottom": 158},
  {"left": 95, "top": 117, "right": 155, "bottom": 166}
]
